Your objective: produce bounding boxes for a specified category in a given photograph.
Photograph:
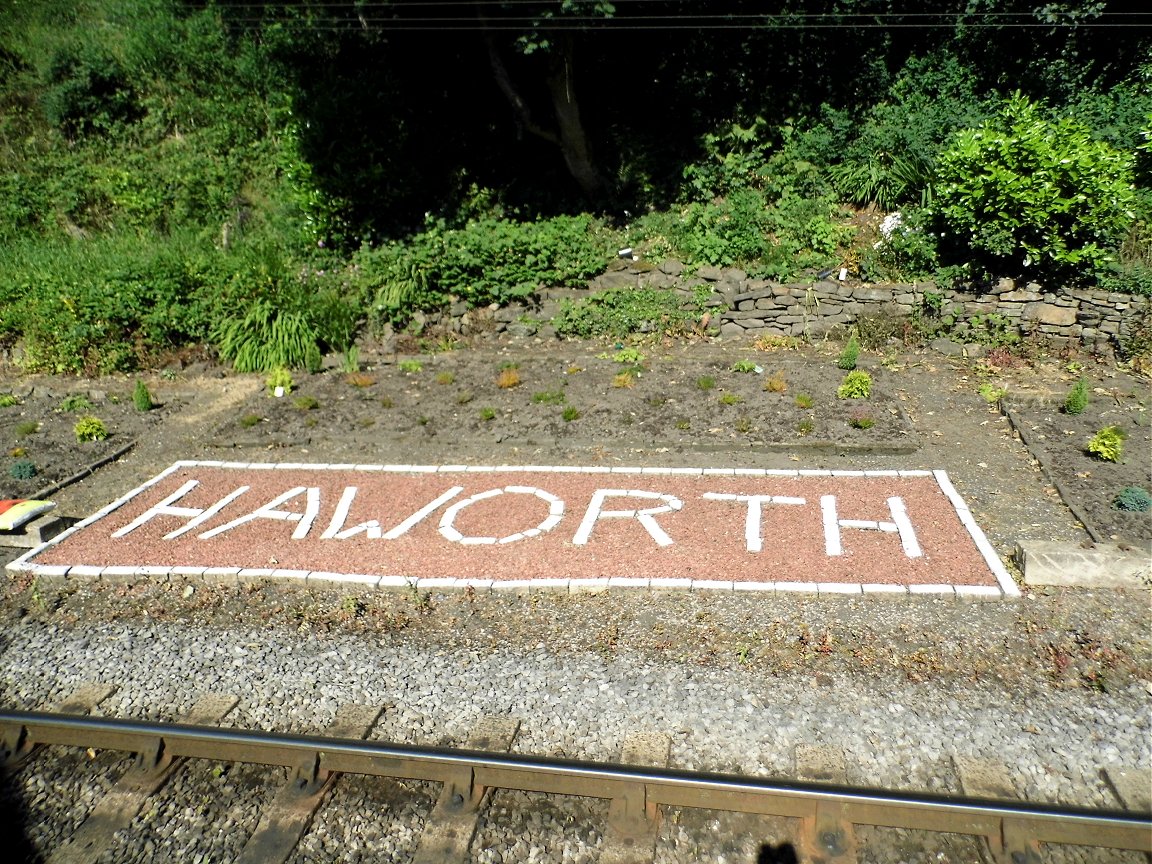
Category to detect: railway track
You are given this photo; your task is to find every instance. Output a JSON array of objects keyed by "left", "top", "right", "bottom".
[{"left": 2, "top": 686, "right": 1148, "bottom": 864}]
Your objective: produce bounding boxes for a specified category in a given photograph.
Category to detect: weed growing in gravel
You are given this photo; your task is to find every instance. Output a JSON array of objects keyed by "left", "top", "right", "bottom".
[
  {"left": 436, "top": 371, "right": 455, "bottom": 385},
  {"left": 1113, "top": 486, "right": 1152, "bottom": 512},
  {"left": 379, "top": 395, "right": 394, "bottom": 408},
  {"left": 978, "top": 382, "right": 1007, "bottom": 404},
  {"left": 8, "top": 459, "right": 36, "bottom": 480},
  {"left": 15, "top": 421, "right": 38, "bottom": 437},
  {"left": 1086, "top": 426, "right": 1126, "bottom": 462},
  {"left": 613, "top": 372, "right": 636, "bottom": 389},
  {"left": 358, "top": 417, "right": 376, "bottom": 428},
  {"left": 293, "top": 396, "right": 319, "bottom": 410},
  {"left": 266, "top": 368, "right": 293, "bottom": 395},
  {"left": 497, "top": 367, "right": 521, "bottom": 389},
  {"left": 479, "top": 407, "right": 496, "bottom": 421},
  {"left": 763, "top": 371, "right": 787, "bottom": 393},
  {"left": 562, "top": 406, "right": 582, "bottom": 422},
  {"left": 398, "top": 359, "right": 423, "bottom": 374},
  {"left": 731, "top": 359, "right": 757, "bottom": 373},
  {"left": 566, "top": 365, "right": 584, "bottom": 375},
  {"left": 837, "top": 370, "right": 872, "bottom": 399},
  {"left": 797, "top": 419, "right": 815, "bottom": 436},
  {"left": 646, "top": 394, "right": 668, "bottom": 407},
  {"left": 734, "top": 416, "right": 753, "bottom": 434},
  {"left": 794, "top": 393, "right": 814, "bottom": 409},
  {"left": 59, "top": 394, "right": 94, "bottom": 412},
  {"left": 848, "top": 411, "right": 875, "bottom": 429},
  {"left": 837, "top": 335, "right": 860, "bottom": 370},
  {"left": 341, "top": 346, "right": 361, "bottom": 374},
  {"left": 754, "top": 334, "right": 801, "bottom": 351},
  {"left": 239, "top": 413, "right": 261, "bottom": 428},
  {"left": 532, "top": 390, "right": 565, "bottom": 405},
  {"left": 0, "top": 393, "right": 19, "bottom": 407},
  {"left": 719, "top": 393, "right": 744, "bottom": 406},
  {"left": 346, "top": 372, "right": 376, "bottom": 388},
  {"left": 675, "top": 418, "right": 690, "bottom": 430},
  {"left": 1064, "top": 378, "right": 1089, "bottom": 415},
  {"left": 9, "top": 447, "right": 26, "bottom": 457},
  {"left": 418, "top": 416, "right": 430, "bottom": 426},
  {"left": 696, "top": 376, "right": 716, "bottom": 391},
  {"left": 457, "top": 391, "right": 474, "bottom": 405},
  {"left": 74, "top": 416, "right": 108, "bottom": 442},
  {"left": 609, "top": 347, "right": 645, "bottom": 364}
]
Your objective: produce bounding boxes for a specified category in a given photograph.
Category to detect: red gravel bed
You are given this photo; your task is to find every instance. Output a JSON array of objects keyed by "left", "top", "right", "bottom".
[{"left": 19, "top": 463, "right": 1005, "bottom": 589}]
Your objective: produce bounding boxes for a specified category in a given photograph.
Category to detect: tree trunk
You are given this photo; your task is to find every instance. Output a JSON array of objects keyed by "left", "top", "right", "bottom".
[{"left": 545, "top": 36, "right": 607, "bottom": 201}]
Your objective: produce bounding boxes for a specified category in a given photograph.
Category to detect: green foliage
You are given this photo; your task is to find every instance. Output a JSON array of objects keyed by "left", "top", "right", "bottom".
[
  {"left": 848, "top": 411, "right": 875, "bottom": 430},
  {"left": 611, "top": 347, "right": 645, "bottom": 365},
  {"left": 562, "top": 406, "right": 582, "bottom": 422},
  {"left": 15, "top": 421, "right": 39, "bottom": 437},
  {"left": 1112, "top": 486, "right": 1152, "bottom": 513},
  {"left": 239, "top": 413, "right": 261, "bottom": 429},
  {"left": 59, "top": 394, "right": 94, "bottom": 412},
  {"left": 398, "top": 359, "right": 423, "bottom": 374},
  {"left": 1086, "top": 426, "right": 1126, "bottom": 463},
  {"left": 532, "top": 391, "right": 565, "bottom": 405},
  {"left": 794, "top": 393, "right": 814, "bottom": 409},
  {"left": 357, "top": 215, "right": 608, "bottom": 325},
  {"left": 978, "top": 383, "right": 1007, "bottom": 404},
  {"left": 1063, "top": 379, "right": 1089, "bottom": 415},
  {"left": 836, "top": 335, "right": 860, "bottom": 370},
  {"left": 0, "top": 394, "right": 20, "bottom": 407},
  {"left": 860, "top": 208, "right": 941, "bottom": 282},
  {"left": 696, "top": 376, "right": 716, "bottom": 391},
  {"left": 836, "top": 370, "right": 872, "bottom": 400},
  {"left": 132, "top": 380, "right": 153, "bottom": 412},
  {"left": 553, "top": 288, "right": 706, "bottom": 341},
  {"left": 293, "top": 395, "right": 319, "bottom": 410},
  {"left": 934, "top": 94, "right": 1137, "bottom": 281},
  {"left": 718, "top": 393, "right": 744, "bottom": 406},
  {"left": 797, "top": 418, "right": 815, "bottom": 436},
  {"left": 266, "top": 368, "right": 294, "bottom": 394},
  {"left": 478, "top": 407, "right": 496, "bottom": 422},
  {"left": 212, "top": 246, "right": 357, "bottom": 374},
  {"left": 74, "top": 415, "right": 108, "bottom": 442},
  {"left": 8, "top": 458, "right": 37, "bottom": 480},
  {"left": 730, "top": 359, "right": 757, "bottom": 373}
]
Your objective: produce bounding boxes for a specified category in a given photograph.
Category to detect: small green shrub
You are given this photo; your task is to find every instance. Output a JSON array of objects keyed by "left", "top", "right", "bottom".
[
  {"left": 457, "top": 391, "right": 474, "bottom": 405},
  {"left": 675, "top": 419, "right": 690, "bottom": 430},
  {"left": 1063, "top": 379, "right": 1089, "bottom": 415},
  {"left": 479, "top": 407, "right": 496, "bottom": 421},
  {"left": 8, "top": 459, "right": 37, "bottom": 480},
  {"left": 15, "top": 421, "right": 39, "bottom": 437},
  {"left": 797, "top": 419, "right": 815, "bottom": 436},
  {"left": 59, "top": 394, "right": 94, "bottom": 412},
  {"left": 731, "top": 359, "right": 757, "bottom": 373},
  {"left": 266, "top": 368, "right": 294, "bottom": 395},
  {"left": 1112, "top": 486, "right": 1152, "bottom": 513},
  {"left": 293, "top": 396, "right": 319, "bottom": 410},
  {"left": 836, "top": 371, "right": 872, "bottom": 400},
  {"left": 436, "top": 371, "right": 455, "bottom": 385},
  {"left": 836, "top": 335, "right": 860, "bottom": 371},
  {"left": 612, "top": 347, "right": 646, "bottom": 365},
  {"left": 719, "top": 393, "right": 744, "bottom": 406},
  {"left": 848, "top": 412, "right": 875, "bottom": 429},
  {"left": 696, "top": 376, "right": 716, "bottom": 391},
  {"left": 239, "top": 413, "right": 262, "bottom": 428},
  {"left": 399, "top": 359, "right": 423, "bottom": 373},
  {"left": 1086, "top": 426, "right": 1126, "bottom": 463},
  {"left": 74, "top": 416, "right": 109, "bottom": 442},
  {"left": 794, "top": 393, "right": 814, "bottom": 409},
  {"left": 0, "top": 394, "right": 19, "bottom": 408},
  {"left": 978, "top": 383, "right": 1007, "bottom": 404},
  {"left": 734, "top": 416, "right": 753, "bottom": 434},
  {"left": 562, "top": 406, "right": 582, "bottom": 422},
  {"left": 133, "top": 380, "right": 154, "bottom": 412},
  {"left": 532, "top": 391, "right": 566, "bottom": 405}
]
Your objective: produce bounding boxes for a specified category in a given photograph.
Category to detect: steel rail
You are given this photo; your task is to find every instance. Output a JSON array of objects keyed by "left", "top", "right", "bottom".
[{"left": 2, "top": 710, "right": 1149, "bottom": 854}]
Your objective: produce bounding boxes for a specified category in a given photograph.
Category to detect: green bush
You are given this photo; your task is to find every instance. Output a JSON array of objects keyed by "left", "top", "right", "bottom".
[
  {"left": 133, "top": 380, "right": 153, "bottom": 412},
  {"left": 8, "top": 459, "right": 37, "bottom": 480},
  {"left": 934, "top": 94, "right": 1137, "bottom": 282},
  {"left": 553, "top": 287, "right": 707, "bottom": 340},
  {"left": 1086, "top": 425, "right": 1126, "bottom": 463},
  {"left": 837, "top": 335, "right": 860, "bottom": 371},
  {"left": 1063, "top": 378, "right": 1088, "bottom": 415},
  {"left": 837, "top": 370, "right": 872, "bottom": 399},
  {"left": 1112, "top": 486, "right": 1152, "bottom": 513},
  {"left": 0, "top": 394, "right": 19, "bottom": 408},
  {"left": 358, "top": 215, "right": 609, "bottom": 325},
  {"left": 74, "top": 415, "right": 108, "bottom": 442}
]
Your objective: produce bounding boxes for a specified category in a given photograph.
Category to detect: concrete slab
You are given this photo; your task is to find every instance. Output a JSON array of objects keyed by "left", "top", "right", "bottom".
[{"left": 1017, "top": 540, "right": 1151, "bottom": 589}]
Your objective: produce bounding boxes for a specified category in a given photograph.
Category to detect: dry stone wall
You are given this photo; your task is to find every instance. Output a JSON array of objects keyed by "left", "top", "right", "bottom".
[{"left": 430, "top": 258, "right": 1146, "bottom": 354}]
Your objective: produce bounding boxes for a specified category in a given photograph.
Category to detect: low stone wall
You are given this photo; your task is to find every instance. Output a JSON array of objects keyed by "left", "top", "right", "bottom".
[{"left": 436, "top": 258, "right": 1148, "bottom": 353}]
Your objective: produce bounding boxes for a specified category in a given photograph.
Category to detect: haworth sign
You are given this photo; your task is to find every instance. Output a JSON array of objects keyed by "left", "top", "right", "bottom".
[{"left": 9, "top": 462, "right": 1017, "bottom": 596}]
